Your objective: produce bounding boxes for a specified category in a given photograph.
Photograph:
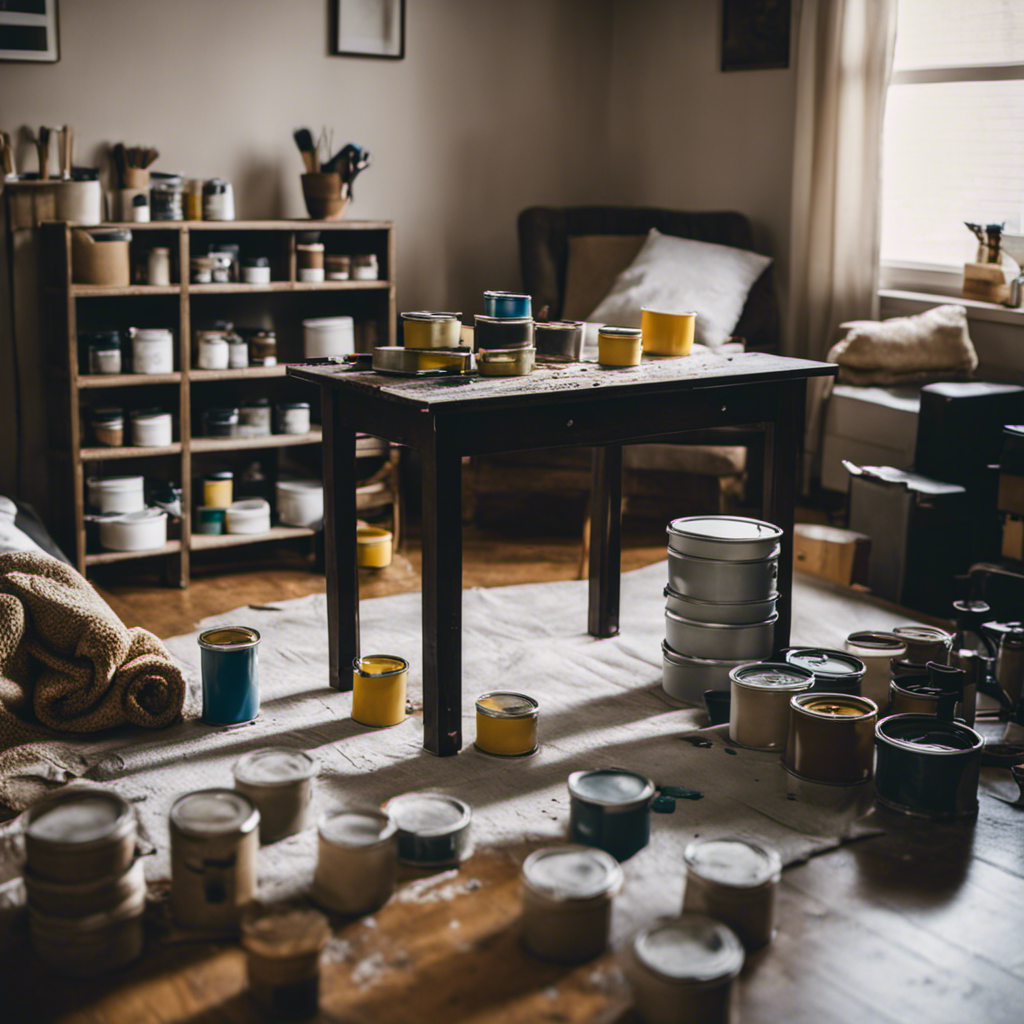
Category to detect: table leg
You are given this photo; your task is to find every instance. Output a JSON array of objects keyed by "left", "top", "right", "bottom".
[
  {"left": 764, "top": 380, "right": 806, "bottom": 652},
  {"left": 422, "top": 431, "right": 463, "bottom": 756},
  {"left": 321, "top": 387, "right": 359, "bottom": 691},
  {"left": 588, "top": 444, "right": 622, "bottom": 638}
]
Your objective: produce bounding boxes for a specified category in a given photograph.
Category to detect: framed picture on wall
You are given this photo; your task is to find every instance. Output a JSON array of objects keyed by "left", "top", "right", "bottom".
[
  {"left": 331, "top": 0, "right": 405, "bottom": 60},
  {"left": 0, "top": 0, "right": 58, "bottom": 62},
  {"left": 721, "top": 0, "right": 790, "bottom": 72}
]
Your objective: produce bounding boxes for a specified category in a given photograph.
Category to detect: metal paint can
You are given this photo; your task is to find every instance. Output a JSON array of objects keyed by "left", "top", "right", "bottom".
[
  {"left": 232, "top": 748, "right": 317, "bottom": 844},
  {"left": 891, "top": 624, "right": 952, "bottom": 665},
  {"left": 383, "top": 792, "right": 473, "bottom": 867},
  {"left": 352, "top": 654, "right": 408, "bottom": 727},
  {"left": 784, "top": 693, "right": 878, "bottom": 785},
  {"left": 625, "top": 915, "right": 744, "bottom": 1024},
  {"left": 667, "top": 516, "right": 783, "bottom": 562},
  {"left": 567, "top": 767, "right": 656, "bottom": 862},
  {"left": 170, "top": 789, "right": 260, "bottom": 931},
  {"left": 874, "top": 714, "right": 984, "bottom": 819},
  {"left": 520, "top": 845, "right": 623, "bottom": 963},
  {"left": 682, "top": 837, "right": 782, "bottom": 950},
  {"left": 844, "top": 631, "right": 907, "bottom": 707},
  {"left": 483, "top": 290, "right": 532, "bottom": 318},
  {"left": 199, "top": 625, "right": 260, "bottom": 725},
  {"left": 641, "top": 308, "right": 696, "bottom": 357},
  {"left": 476, "top": 345, "right": 536, "bottom": 376},
  {"left": 312, "top": 809, "right": 398, "bottom": 914},
  {"left": 597, "top": 325, "right": 643, "bottom": 366},
  {"left": 784, "top": 647, "right": 866, "bottom": 695},
  {"left": 475, "top": 691, "right": 539, "bottom": 756},
  {"left": 473, "top": 314, "right": 534, "bottom": 350},
  {"left": 728, "top": 662, "right": 814, "bottom": 751},
  {"left": 667, "top": 548, "right": 779, "bottom": 603},
  {"left": 665, "top": 610, "right": 776, "bottom": 662},
  {"left": 401, "top": 311, "right": 462, "bottom": 349},
  {"left": 664, "top": 584, "right": 778, "bottom": 626},
  {"left": 663, "top": 643, "right": 751, "bottom": 706},
  {"left": 534, "top": 320, "right": 584, "bottom": 362}
]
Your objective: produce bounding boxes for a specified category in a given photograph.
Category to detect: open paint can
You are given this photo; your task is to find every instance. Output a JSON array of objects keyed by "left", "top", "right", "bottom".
[
  {"left": 888, "top": 662, "right": 966, "bottom": 720},
  {"left": 567, "top": 767, "right": 656, "bottom": 861},
  {"left": 785, "top": 693, "right": 878, "bottom": 785},
  {"left": 667, "top": 516, "right": 783, "bottom": 562},
  {"left": 728, "top": 661, "right": 814, "bottom": 750},
  {"left": 891, "top": 624, "right": 952, "bottom": 665},
  {"left": 199, "top": 625, "right": 260, "bottom": 725},
  {"left": 641, "top": 308, "right": 696, "bottom": 357},
  {"left": 784, "top": 647, "right": 866, "bottom": 695},
  {"left": 475, "top": 691, "right": 539, "bottom": 756},
  {"left": 874, "top": 714, "right": 984, "bottom": 819},
  {"left": 352, "top": 655, "right": 408, "bottom": 727},
  {"left": 383, "top": 792, "right": 473, "bottom": 867},
  {"left": 844, "top": 631, "right": 907, "bottom": 707},
  {"left": 520, "top": 845, "right": 623, "bottom": 963}
]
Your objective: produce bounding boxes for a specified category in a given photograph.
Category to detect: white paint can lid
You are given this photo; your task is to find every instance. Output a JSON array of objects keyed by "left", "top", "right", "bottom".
[
  {"left": 170, "top": 789, "right": 259, "bottom": 838},
  {"left": 633, "top": 916, "right": 744, "bottom": 984},
  {"left": 684, "top": 837, "right": 781, "bottom": 888},
  {"left": 522, "top": 845, "right": 622, "bottom": 901},
  {"left": 233, "top": 748, "right": 316, "bottom": 787}
]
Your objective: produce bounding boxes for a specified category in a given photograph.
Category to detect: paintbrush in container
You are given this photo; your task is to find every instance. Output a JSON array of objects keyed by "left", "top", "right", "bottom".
[{"left": 293, "top": 127, "right": 317, "bottom": 172}]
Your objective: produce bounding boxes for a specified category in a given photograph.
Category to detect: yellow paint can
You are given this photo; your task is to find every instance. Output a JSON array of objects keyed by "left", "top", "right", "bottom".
[
  {"left": 357, "top": 526, "right": 393, "bottom": 568},
  {"left": 640, "top": 308, "right": 695, "bottom": 357},
  {"left": 352, "top": 655, "right": 408, "bottom": 727},
  {"left": 597, "top": 326, "right": 642, "bottom": 367},
  {"left": 475, "top": 691, "right": 539, "bottom": 756}
]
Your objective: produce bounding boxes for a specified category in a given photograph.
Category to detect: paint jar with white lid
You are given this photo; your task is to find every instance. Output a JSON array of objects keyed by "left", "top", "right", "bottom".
[
  {"left": 147, "top": 246, "right": 171, "bottom": 286},
  {"left": 520, "top": 845, "right": 623, "bottom": 963},
  {"left": 227, "top": 334, "right": 249, "bottom": 368},
  {"left": 728, "top": 661, "right": 814, "bottom": 750},
  {"left": 844, "top": 631, "right": 907, "bottom": 707},
  {"left": 24, "top": 788, "right": 137, "bottom": 883},
  {"left": 197, "top": 333, "right": 229, "bottom": 370},
  {"left": 241, "top": 256, "right": 271, "bottom": 284},
  {"left": 130, "top": 409, "right": 173, "bottom": 447},
  {"left": 312, "top": 808, "right": 398, "bottom": 914},
  {"left": 626, "top": 915, "right": 744, "bottom": 1024},
  {"left": 276, "top": 402, "right": 311, "bottom": 435},
  {"left": 130, "top": 327, "right": 174, "bottom": 374},
  {"left": 682, "top": 837, "right": 782, "bottom": 950},
  {"left": 233, "top": 747, "right": 317, "bottom": 844},
  {"left": 170, "top": 788, "right": 260, "bottom": 931}
]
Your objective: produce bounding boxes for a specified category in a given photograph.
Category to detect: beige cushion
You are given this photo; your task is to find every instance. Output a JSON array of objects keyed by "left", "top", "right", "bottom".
[
  {"left": 623, "top": 444, "right": 747, "bottom": 476},
  {"left": 562, "top": 234, "right": 645, "bottom": 321}
]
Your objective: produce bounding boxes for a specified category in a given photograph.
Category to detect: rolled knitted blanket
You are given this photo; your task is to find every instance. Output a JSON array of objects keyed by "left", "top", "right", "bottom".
[{"left": 0, "top": 551, "right": 185, "bottom": 740}]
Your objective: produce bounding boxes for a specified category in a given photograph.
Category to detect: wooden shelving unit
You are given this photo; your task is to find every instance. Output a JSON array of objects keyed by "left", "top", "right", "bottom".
[{"left": 43, "top": 219, "right": 397, "bottom": 586}]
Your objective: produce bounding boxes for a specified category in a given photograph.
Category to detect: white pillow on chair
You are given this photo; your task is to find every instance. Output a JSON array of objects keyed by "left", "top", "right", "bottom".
[{"left": 586, "top": 228, "right": 772, "bottom": 349}]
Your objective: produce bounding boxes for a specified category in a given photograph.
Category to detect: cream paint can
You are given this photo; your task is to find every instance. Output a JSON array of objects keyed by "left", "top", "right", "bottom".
[
  {"left": 682, "top": 837, "right": 782, "bottom": 950},
  {"left": 520, "top": 845, "right": 623, "bottom": 963},
  {"left": 170, "top": 789, "right": 259, "bottom": 931},
  {"left": 892, "top": 624, "right": 952, "bottom": 665},
  {"left": 233, "top": 748, "right": 317, "bottom": 844},
  {"left": 844, "top": 631, "right": 907, "bottom": 707},
  {"left": 728, "top": 662, "right": 815, "bottom": 750},
  {"left": 383, "top": 792, "right": 473, "bottom": 867},
  {"left": 312, "top": 809, "right": 398, "bottom": 914},
  {"left": 625, "top": 916, "right": 744, "bottom": 1024}
]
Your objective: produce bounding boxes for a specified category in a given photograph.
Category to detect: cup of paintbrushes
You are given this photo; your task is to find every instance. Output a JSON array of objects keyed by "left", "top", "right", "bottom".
[{"left": 301, "top": 173, "right": 349, "bottom": 220}]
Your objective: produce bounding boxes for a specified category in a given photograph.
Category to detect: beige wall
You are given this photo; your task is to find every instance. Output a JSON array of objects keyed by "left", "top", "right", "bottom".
[
  {"left": 1, "top": 0, "right": 614, "bottom": 315},
  {"left": 606, "top": 0, "right": 797, "bottom": 322}
]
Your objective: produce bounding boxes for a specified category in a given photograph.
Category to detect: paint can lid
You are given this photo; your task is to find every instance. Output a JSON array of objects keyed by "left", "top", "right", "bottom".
[
  {"left": 792, "top": 693, "right": 877, "bottom": 718},
  {"left": 198, "top": 625, "right": 260, "bottom": 650},
  {"left": 26, "top": 789, "right": 134, "bottom": 848},
  {"left": 319, "top": 809, "right": 396, "bottom": 848},
  {"left": 729, "top": 661, "right": 814, "bottom": 691},
  {"left": 845, "top": 631, "right": 907, "bottom": 655},
  {"left": 483, "top": 290, "right": 530, "bottom": 300},
  {"left": 522, "top": 845, "right": 623, "bottom": 902},
  {"left": 597, "top": 324, "right": 642, "bottom": 337},
  {"left": 170, "top": 789, "right": 259, "bottom": 838},
  {"left": 668, "top": 515, "right": 782, "bottom": 545},
  {"left": 567, "top": 767, "right": 655, "bottom": 812},
  {"left": 633, "top": 916, "right": 744, "bottom": 984},
  {"left": 233, "top": 748, "right": 317, "bottom": 787},
  {"left": 876, "top": 713, "right": 983, "bottom": 753},
  {"left": 476, "top": 692, "right": 538, "bottom": 719},
  {"left": 684, "top": 837, "right": 781, "bottom": 888},
  {"left": 785, "top": 647, "right": 866, "bottom": 681},
  {"left": 383, "top": 792, "right": 471, "bottom": 838}
]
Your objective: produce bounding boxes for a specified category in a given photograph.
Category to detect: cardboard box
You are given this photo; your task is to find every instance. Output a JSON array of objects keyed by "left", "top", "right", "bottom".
[
  {"left": 71, "top": 229, "right": 130, "bottom": 286},
  {"left": 794, "top": 524, "right": 871, "bottom": 587}
]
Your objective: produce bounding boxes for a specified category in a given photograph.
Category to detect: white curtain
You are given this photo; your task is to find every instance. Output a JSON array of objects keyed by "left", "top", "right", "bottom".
[{"left": 788, "top": 0, "right": 898, "bottom": 361}]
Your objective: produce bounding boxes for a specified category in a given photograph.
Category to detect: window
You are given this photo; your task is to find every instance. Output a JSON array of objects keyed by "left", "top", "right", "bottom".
[{"left": 880, "top": 0, "right": 1024, "bottom": 272}]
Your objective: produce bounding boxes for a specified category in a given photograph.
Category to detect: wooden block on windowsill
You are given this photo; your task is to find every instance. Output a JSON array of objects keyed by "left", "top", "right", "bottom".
[
  {"left": 793, "top": 523, "right": 872, "bottom": 588},
  {"left": 962, "top": 262, "right": 1012, "bottom": 305}
]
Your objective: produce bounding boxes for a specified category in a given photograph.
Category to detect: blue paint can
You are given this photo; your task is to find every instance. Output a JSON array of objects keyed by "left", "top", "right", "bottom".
[
  {"left": 483, "top": 290, "right": 532, "bottom": 318},
  {"left": 568, "top": 767, "right": 656, "bottom": 862},
  {"left": 199, "top": 625, "right": 261, "bottom": 725}
]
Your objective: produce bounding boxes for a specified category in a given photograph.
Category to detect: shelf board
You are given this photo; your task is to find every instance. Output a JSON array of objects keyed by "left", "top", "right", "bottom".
[
  {"left": 85, "top": 540, "right": 181, "bottom": 566},
  {"left": 80, "top": 443, "right": 182, "bottom": 460},
  {"left": 70, "top": 284, "right": 179, "bottom": 298},
  {"left": 191, "top": 525, "right": 316, "bottom": 550},
  {"left": 189, "top": 280, "right": 389, "bottom": 294},
  {"left": 190, "top": 365, "right": 288, "bottom": 381},
  {"left": 78, "top": 372, "right": 182, "bottom": 388},
  {"left": 188, "top": 282, "right": 294, "bottom": 295},
  {"left": 191, "top": 427, "right": 323, "bottom": 453},
  {"left": 293, "top": 280, "right": 390, "bottom": 291},
  {"left": 93, "top": 220, "right": 393, "bottom": 231}
]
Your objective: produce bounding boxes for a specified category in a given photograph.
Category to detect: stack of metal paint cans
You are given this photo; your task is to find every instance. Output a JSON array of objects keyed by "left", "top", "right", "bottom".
[
  {"left": 662, "top": 516, "right": 782, "bottom": 705},
  {"left": 474, "top": 291, "right": 536, "bottom": 376},
  {"left": 22, "top": 788, "right": 144, "bottom": 975}
]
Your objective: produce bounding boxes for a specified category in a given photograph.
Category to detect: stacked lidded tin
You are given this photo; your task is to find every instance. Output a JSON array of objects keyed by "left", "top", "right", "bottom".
[
  {"left": 662, "top": 516, "right": 782, "bottom": 705},
  {"left": 22, "top": 788, "right": 144, "bottom": 975}
]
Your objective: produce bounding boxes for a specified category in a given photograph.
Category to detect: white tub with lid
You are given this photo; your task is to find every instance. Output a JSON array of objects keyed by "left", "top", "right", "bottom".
[
  {"left": 130, "top": 410, "right": 173, "bottom": 447},
  {"left": 276, "top": 479, "right": 324, "bottom": 528},
  {"left": 99, "top": 508, "right": 167, "bottom": 551},
  {"left": 87, "top": 475, "right": 145, "bottom": 513},
  {"left": 226, "top": 498, "right": 271, "bottom": 534},
  {"left": 303, "top": 316, "right": 354, "bottom": 358},
  {"left": 129, "top": 327, "right": 174, "bottom": 374}
]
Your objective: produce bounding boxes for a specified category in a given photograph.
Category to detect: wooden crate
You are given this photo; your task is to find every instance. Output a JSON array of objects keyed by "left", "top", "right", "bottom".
[{"left": 793, "top": 524, "right": 871, "bottom": 587}]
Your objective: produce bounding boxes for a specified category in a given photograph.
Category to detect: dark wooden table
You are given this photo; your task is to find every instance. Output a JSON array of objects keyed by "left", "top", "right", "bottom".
[{"left": 290, "top": 350, "right": 836, "bottom": 756}]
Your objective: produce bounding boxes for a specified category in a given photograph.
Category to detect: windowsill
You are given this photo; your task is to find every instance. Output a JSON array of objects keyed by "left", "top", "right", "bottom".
[{"left": 879, "top": 288, "right": 1024, "bottom": 327}]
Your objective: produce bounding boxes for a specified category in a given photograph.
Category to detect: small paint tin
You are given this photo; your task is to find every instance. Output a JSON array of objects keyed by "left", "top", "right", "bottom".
[
  {"left": 597, "top": 325, "right": 642, "bottom": 367},
  {"left": 682, "top": 837, "right": 782, "bottom": 950},
  {"left": 663, "top": 642, "right": 751, "bottom": 706},
  {"left": 170, "top": 789, "right": 259, "bottom": 931},
  {"left": 233, "top": 748, "right": 317, "bottom": 844},
  {"left": 199, "top": 625, "right": 260, "bottom": 725},
  {"left": 401, "top": 311, "right": 462, "bottom": 349},
  {"left": 567, "top": 767, "right": 656, "bottom": 862},
  {"left": 313, "top": 809, "right": 398, "bottom": 914},
  {"left": 844, "top": 631, "right": 907, "bottom": 707},
  {"left": 664, "top": 584, "right": 778, "bottom": 626},
  {"left": 667, "top": 548, "right": 779, "bottom": 603},
  {"left": 275, "top": 401, "right": 311, "bottom": 435},
  {"left": 784, "top": 647, "right": 866, "bottom": 695},
  {"left": 195, "top": 506, "right": 226, "bottom": 535},
  {"left": 475, "top": 691, "right": 539, "bottom": 756},
  {"left": 24, "top": 789, "right": 137, "bottom": 884},
  {"left": 473, "top": 314, "right": 534, "bottom": 350},
  {"left": 641, "top": 308, "right": 696, "bottom": 357},
  {"left": 483, "top": 290, "right": 532, "bottom": 318},
  {"left": 356, "top": 525, "right": 393, "bottom": 568},
  {"left": 520, "top": 845, "right": 623, "bottom": 963},
  {"left": 874, "top": 714, "right": 984, "bottom": 819},
  {"left": 665, "top": 609, "right": 777, "bottom": 662},
  {"left": 625, "top": 915, "right": 744, "bottom": 1024},
  {"left": 888, "top": 671, "right": 963, "bottom": 719},
  {"left": 534, "top": 320, "right": 584, "bottom": 362},
  {"left": 352, "top": 655, "right": 408, "bottom": 727},
  {"left": 667, "top": 516, "right": 783, "bottom": 562},
  {"left": 226, "top": 498, "right": 272, "bottom": 534},
  {"left": 891, "top": 624, "right": 952, "bottom": 665},
  {"left": 476, "top": 345, "right": 535, "bottom": 377},
  {"left": 24, "top": 855, "right": 145, "bottom": 919},
  {"left": 203, "top": 470, "right": 233, "bottom": 508},
  {"left": 785, "top": 693, "right": 878, "bottom": 785},
  {"left": 728, "top": 661, "right": 814, "bottom": 750},
  {"left": 383, "top": 792, "right": 473, "bottom": 867}
]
